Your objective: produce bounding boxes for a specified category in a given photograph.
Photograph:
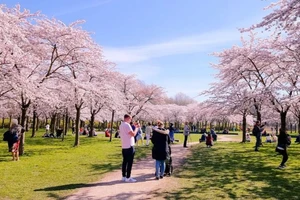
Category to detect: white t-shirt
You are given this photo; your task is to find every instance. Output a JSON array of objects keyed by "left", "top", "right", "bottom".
[
  {"left": 119, "top": 121, "right": 135, "bottom": 149},
  {"left": 46, "top": 124, "right": 50, "bottom": 130}
]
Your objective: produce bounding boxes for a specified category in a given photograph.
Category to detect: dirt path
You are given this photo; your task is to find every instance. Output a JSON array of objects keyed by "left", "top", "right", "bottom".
[{"left": 66, "top": 135, "right": 239, "bottom": 200}]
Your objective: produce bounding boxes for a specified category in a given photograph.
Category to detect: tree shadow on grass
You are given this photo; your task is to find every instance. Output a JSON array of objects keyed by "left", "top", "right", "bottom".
[{"left": 159, "top": 144, "right": 300, "bottom": 200}]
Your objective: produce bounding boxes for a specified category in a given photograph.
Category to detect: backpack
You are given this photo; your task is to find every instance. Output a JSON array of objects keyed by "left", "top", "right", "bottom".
[{"left": 3, "top": 130, "right": 11, "bottom": 141}]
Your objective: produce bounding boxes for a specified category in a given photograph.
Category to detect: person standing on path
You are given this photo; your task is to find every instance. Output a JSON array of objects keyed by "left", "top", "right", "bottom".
[
  {"left": 183, "top": 122, "right": 190, "bottom": 148},
  {"left": 145, "top": 122, "right": 152, "bottom": 146},
  {"left": 119, "top": 114, "right": 139, "bottom": 183},
  {"left": 151, "top": 120, "right": 170, "bottom": 180},
  {"left": 169, "top": 123, "right": 175, "bottom": 143}
]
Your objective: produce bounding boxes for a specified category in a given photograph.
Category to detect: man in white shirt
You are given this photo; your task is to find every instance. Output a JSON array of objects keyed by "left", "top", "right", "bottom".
[
  {"left": 183, "top": 122, "right": 190, "bottom": 148},
  {"left": 119, "top": 114, "right": 139, "bottom": 183}
]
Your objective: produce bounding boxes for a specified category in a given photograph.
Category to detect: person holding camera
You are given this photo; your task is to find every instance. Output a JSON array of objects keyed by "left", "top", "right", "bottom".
[{"left": 252, "top": 121, "right": 264, "bottom": 151}]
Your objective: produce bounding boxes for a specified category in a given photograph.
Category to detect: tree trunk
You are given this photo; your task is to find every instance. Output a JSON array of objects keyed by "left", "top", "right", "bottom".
[
  {"left": 31, "top": 110, "right": 37, "bottom": 137},
  {"left": 109, "top": 110, "right": 115, "bottom": 142},
  {"left": 64, "top": 110, "right": 69, "bottom": 136},
  {"left": 19, "top": 98, "right": 30, "bottom": 156},
  {"left": 74, "top": 106, "right": 81, "bottom": 147},
  {"left": 56, "top": 114, "right": 60, "bottom": 129},
  {"left": 36, "top": 116, "right": 39, "bottom": 131},
  {"left": 1, "top": 117, "right": 4, "bottom": 128},
  {"left": 50, "top": 113, "right": 57, "bottom": 135},
  {"left": 89, "top": 111, "right": 96, "bottom": 137},
  {"left": 25, "top": 116, "right": 29, "bottom": 131},
  {"left": 242, "top": 113, "right": 247, "bottom": 143},
  {"left": 9, "top": 116, "right": 12, "bottom": 128},
  {"left": 280, "top": 111, "right": 287, "bottom": 133},
  {"left": 298, "top": 116, "right": 300, "bottom": 134}
]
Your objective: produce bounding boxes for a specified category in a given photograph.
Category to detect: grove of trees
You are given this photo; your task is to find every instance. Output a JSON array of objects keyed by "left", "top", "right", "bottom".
[{"left": 1, "top": 0, "right": 299, "bottom": 153}]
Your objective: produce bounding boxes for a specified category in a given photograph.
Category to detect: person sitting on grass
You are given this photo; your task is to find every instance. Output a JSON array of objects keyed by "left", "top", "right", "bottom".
[
  {"left": 272, "top": 134, "right": 278, "bottom": 143},
  {"left": 246, "top": 132, "right": 251, "bottom": 142},
  {"left": 199, "top": 132, "right": 206, "bottom": 143},
  {"left": 206, "top": 133, "right": 213, "bottom": 148},
  {"left": 265, "top": 134, "right": 272, "bottom": 143}
]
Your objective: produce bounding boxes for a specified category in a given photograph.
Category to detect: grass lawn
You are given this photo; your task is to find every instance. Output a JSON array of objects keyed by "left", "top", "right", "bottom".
[
  {"left": 163, "top": 141, "right": 300, "bottom": 200},
  {"left": 0, "top": 130, "right": 151, "bottom": 200}
]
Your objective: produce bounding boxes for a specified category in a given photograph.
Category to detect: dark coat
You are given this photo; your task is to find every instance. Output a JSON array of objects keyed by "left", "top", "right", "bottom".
[
  {"left": 151, "top": 128, "right": 170, "bottom": 160},
  {"left": 277, "top": 133, "right": 289, "bottom": 150}
]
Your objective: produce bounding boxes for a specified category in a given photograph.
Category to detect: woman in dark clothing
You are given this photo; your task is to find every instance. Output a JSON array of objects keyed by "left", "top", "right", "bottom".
[
  {"left": 151, "top": 120, "right": 170, "bottom": 180},
  {"left": 276, "top": 130, "right": 290, "bottom": 169}
]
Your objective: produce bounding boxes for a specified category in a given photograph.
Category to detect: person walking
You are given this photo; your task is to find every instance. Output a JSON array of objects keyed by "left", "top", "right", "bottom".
[
  {"left": 119, "top": 114, "right": 139, "bottom": 182},
  {"left": 135, "top": 122, "right": 144, "bottom": 146},
  {"left": 276, "top": 129, "right": 290, "bottom": 169},
  {"left": 145, "top": 122, "right": 152, "bottom": 146},
  {"left": 151, "top": 120, "right": 170, "bottom": 180},
  {"left": 183, "top": 122, "right": 190, "bottom": 148}
]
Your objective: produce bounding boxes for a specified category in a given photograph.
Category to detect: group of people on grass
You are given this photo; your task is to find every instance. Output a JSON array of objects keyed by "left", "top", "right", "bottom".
[{"left": 199, "top": 128, "right": 218, "bottom": 148}]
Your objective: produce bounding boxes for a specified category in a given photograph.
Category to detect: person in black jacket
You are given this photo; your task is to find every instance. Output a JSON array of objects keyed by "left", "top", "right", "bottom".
[
  {"left": 151, "top": 120, "right": 170, "bottom": 180},
  {"left": 276, "top": 129, "right": 290, "bottom": 169},
  {"left": 252, "top": 121, "right": 264, "bottom": 151}
]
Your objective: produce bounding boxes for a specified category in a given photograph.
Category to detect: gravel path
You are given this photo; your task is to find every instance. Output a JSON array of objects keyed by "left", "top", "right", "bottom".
[{"left": 66, "top": 135, "right": 240, "bottom": 200}]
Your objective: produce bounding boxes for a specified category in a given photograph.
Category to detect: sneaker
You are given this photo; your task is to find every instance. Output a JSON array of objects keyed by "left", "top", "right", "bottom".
[
  {"left": 121, "top": 177, "right": 126, "bottom": 181},
  {"left": 125, "top": 177, "right": 137, "bottom": 182},
  {"left": 160, "top": 176, "right": 163, "bottom": 179},
  {"left": 278, "top": 165, "right": 285, "bottom": 169},
  {"left": 155, "top": 177, "right": 159, "bottom": 180}
]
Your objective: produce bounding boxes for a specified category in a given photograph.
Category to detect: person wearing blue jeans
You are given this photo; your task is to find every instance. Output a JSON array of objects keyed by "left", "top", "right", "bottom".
[
  {"left": 151, "top": 120, "right": 170, "bottom": 180},
  {"left": 155, "top": 160, "right": 165, "bottom": 179}
]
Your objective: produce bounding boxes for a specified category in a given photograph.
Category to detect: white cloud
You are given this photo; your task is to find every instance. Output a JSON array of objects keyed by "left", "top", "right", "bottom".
[
  {"left": 103, "top": 29, "right": 241, "bottom": 64},
  {"left": 116, "top": 64, "right": 161, "bottom": 81}
]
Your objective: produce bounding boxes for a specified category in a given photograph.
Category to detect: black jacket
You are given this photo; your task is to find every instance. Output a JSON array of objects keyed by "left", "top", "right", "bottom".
[
  {"left": 277, "top": 133, "right": 289, "bottom": 150},
  {"left": 151, "top": 128, "right": 170, "bottom": 160}
]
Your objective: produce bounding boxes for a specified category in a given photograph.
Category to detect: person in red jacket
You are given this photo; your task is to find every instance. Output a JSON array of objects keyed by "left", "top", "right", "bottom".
[{"left": 206, "top": 133, "right": 213, "bottom": 148}]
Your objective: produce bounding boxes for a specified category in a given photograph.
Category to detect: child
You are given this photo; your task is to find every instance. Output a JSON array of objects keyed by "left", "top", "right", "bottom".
[
  {"left": 206, "top": 133, "right": 213, "bottom": 147},
  {"left": 11, "top": 128, "right": 24, "bottom": 161},
  {"left": 246, "top": 132, "right": 251, "bottom": 142}
]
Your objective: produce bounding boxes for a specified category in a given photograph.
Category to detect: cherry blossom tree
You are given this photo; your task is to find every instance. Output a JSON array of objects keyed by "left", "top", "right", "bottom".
[{"left": 116, "top": 74, "right": 165, "bottom": 119}]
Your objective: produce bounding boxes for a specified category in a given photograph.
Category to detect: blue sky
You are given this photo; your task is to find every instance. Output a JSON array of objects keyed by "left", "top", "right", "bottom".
[{"left": 4, "top": 0, "right": 272, "bottom": 101}]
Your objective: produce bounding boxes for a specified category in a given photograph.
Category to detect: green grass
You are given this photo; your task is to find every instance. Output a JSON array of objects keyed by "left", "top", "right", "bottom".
[
  {"left": 162, "top": 141, "right": 300, "bottom": 200},
  {"left": 0, "top": 130, "right": 151, "bottom": 200}
]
